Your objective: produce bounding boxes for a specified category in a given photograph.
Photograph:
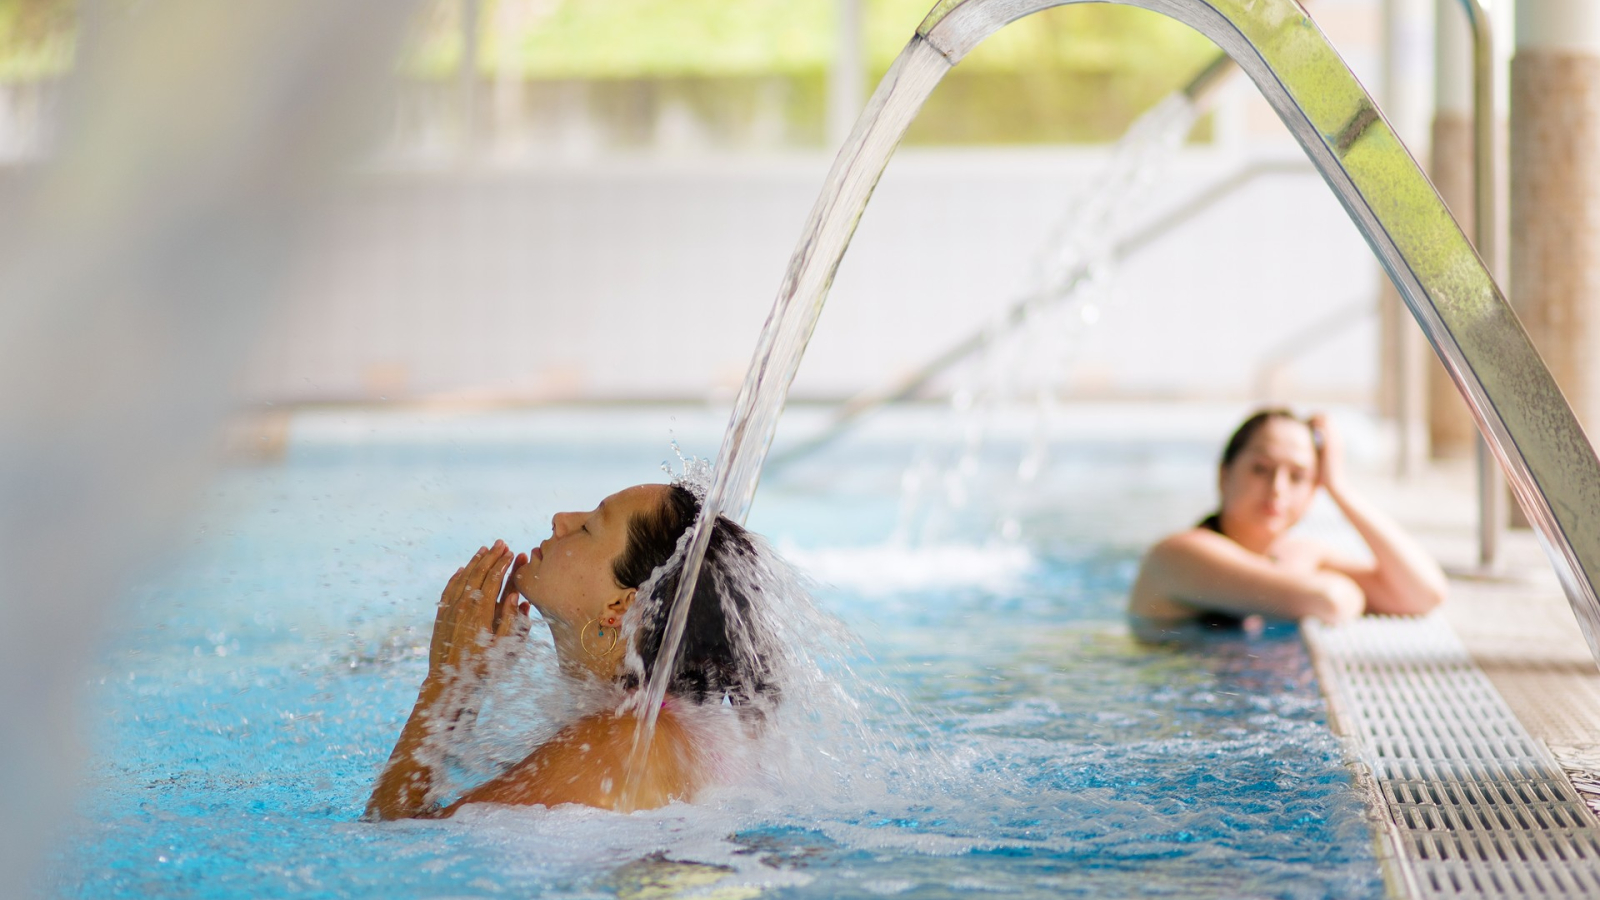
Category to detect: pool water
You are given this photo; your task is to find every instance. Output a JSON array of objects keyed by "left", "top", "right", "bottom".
[{"left": 48, "top": 406, "right": 1385, "bottom": 899}]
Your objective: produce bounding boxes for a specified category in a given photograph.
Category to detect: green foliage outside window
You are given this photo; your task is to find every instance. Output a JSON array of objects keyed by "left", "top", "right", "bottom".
[
  {"left": 0, "top": 0, "right": 1222, "bottom": 144},
  {"left": 402, "top": 0, "right": 1219, "bottom": 145},
  {"left": 405, "top": 0, "right": 1213, "bottom": 82},
  {"left": 0, "top": 0, "right": 74, "bottom": 82}
]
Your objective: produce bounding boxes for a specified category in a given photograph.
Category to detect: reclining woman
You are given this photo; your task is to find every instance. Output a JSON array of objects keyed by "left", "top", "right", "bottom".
[
  {"left": 1129, "top": 409, "right": 1447, "bottom": 638},
  {"left": 366, "top": 481, "right": 776, "bottom": 818}
]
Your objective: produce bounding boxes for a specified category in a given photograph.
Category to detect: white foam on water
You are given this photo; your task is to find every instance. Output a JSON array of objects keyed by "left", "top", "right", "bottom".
[
  {"left": 781, "top": 541, "right": 1035, "bottom": 596},
  {"left": 447, "top": 801, "right": 815, "bottom": 892}
]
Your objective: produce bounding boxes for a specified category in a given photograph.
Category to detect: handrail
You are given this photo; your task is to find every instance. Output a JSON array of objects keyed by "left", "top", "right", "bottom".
[{"left": 766, "top": 157, "right": 1314, "bottom": 470}]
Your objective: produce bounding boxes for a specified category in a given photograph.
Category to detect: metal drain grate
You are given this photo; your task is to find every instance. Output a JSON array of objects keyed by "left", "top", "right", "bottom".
[{"left": 1305, "top": 615, "right": 1600, "bottom": 898}]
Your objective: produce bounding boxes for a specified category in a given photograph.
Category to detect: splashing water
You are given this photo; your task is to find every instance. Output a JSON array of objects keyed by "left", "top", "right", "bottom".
[
  {"left": 620, "top": 39, "right": 953, "bottom": 806},
  {"left": 410, "top": 514, "right": 924, "bottom": 817}
]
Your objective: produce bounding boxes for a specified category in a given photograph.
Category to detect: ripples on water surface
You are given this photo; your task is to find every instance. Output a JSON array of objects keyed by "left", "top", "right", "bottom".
[{"left": 51, "top": 408, "right": 1383, "bottom": 899}]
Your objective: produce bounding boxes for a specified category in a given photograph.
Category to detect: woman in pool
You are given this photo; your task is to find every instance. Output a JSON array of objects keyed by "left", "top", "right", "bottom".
[
  {"left": 366, "top": 481, "right": 775, "bottom": 818},
  {"left": 1129, "top": 409, "right": 1447, "bottom": 634}
]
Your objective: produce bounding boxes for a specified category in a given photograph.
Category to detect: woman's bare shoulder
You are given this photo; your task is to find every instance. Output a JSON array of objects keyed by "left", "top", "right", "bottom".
[
  {"left": 1131, "top": 528, "right": 1229, "bottom": 620},
  {"left": 1144, "top": 527, "right": 1240, "bottom": 564},
  {"left": 448, "top": 707, "right": 702, "bottom": 814}
]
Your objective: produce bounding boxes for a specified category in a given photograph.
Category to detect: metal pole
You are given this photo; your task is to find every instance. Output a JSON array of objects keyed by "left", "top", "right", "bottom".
[
  {"left": 1455, "top": 0, "right": 1502, "bottom": 571},
  {"left": 1384, "top": 0, "right": 1433, "bottom": 479}
]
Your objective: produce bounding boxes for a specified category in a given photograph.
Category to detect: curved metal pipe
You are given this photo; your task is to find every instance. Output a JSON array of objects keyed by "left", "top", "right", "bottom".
[{"left": 912, "top": 0, "right": 1600, "bottom": 662}]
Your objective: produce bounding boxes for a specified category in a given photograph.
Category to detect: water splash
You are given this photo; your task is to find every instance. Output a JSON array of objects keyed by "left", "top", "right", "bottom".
[{"left": 619, "top": 39, "right": 953, "bottom": 807}]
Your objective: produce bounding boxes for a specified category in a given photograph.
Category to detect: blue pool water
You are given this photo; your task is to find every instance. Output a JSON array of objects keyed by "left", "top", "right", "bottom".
[{"left": 48, "top": 406, "right": 1384, "bottom": 899}]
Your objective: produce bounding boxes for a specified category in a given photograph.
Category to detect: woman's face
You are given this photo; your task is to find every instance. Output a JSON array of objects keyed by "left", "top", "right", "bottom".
[
  {"left": 1218, "top": 417, "right": 1318, "bottom": 540},
  {"left": 514, "top": 483, "right": 667, "bottom": 630}
]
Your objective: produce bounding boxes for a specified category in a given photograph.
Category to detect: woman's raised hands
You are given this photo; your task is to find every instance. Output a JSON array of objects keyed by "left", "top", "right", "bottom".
[{"left": 428, "top": 540, "right": 529, "bottom": 680}]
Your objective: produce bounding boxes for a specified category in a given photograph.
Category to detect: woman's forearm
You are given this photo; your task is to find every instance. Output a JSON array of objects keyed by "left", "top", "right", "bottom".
[
  {"left": 1136, "top": 532, "right": 1364, "bottom": 624},
  {"left": 365, "top": 677, "right": 477, "bottom": 820},
  {"left": 369, "top": 543, "right": 518, "bottom": 820},
  {"left": 1326, "top": 482, "right": 1447, "bottom": 613}
]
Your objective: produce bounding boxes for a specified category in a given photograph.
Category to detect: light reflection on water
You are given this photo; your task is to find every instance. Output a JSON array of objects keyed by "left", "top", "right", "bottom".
[{"left": 51, "top": 408, "right": 1382, "bottom": 900}]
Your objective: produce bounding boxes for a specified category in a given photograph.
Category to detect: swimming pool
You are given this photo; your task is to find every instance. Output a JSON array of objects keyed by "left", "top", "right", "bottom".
[{"left": 48, "top": 405, "right": 1384, "bottom": 899}]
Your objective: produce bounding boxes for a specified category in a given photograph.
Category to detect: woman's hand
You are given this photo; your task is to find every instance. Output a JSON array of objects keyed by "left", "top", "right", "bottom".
[
  {"left": 1312, "top": 569, "right": 1364, "bottom": 625},
  {"left": 1308, "top": 413, "right": 1346, "bottom": 495},
  {"left": 368, "top": 540, "right": 529, "bottom": 822},
  {"left": 427, "top": 541, "right": 528, "bottom": 681},
  {"left": 491, "top": 549, "right": 531, "bottom": 640}
]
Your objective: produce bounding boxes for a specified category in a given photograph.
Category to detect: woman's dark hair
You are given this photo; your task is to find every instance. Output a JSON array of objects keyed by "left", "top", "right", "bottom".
[
  {"left": 1219, "top": 408, "right": 1307, "bottom": 469},
  {"left": 612, "top": 484, "right": 776, "bottom": 717}
]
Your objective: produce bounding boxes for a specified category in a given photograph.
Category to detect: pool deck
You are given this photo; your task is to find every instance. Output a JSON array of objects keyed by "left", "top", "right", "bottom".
[{"left": 1317, "top": 460, "right": 1600, "bottom": 898}]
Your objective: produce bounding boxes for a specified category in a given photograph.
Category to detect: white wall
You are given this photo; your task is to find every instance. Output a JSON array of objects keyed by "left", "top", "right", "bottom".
[
  {"left": 243, "top": 143, "right": 1379, "bottom": 405},
  {"left": 236, "top": 0, "right": 1396, "bottom": 408}
]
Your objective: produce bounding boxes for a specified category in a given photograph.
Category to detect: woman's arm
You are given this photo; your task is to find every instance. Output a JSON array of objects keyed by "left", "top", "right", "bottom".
[
  {"left": 1309, "top": 415, "right": 1448, "bottom": 616},
  {"left": 366, "top": 542, "right": 527, "bottom": 821},
  {"left": 1131, "top": 528, "right": 1365, "bottom": 624}
]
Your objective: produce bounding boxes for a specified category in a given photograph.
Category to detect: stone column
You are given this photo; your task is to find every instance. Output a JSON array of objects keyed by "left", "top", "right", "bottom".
[{"left": 1512, "top": 1, "right": 1600, "bottom": 433}]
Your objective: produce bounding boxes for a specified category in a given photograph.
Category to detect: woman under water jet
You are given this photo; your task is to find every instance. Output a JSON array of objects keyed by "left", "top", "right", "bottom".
[
  {"left": 1129, "top": 410, "right": 1446, "bottom": 637},
  {"left": 366, "top": 481, "right": 776, "bottom": 818}
]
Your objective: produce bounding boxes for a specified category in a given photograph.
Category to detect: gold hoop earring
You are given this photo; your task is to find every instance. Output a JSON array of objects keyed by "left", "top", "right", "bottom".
[{"left": 580, "top": 617, "right": 620, "bottom": 658}]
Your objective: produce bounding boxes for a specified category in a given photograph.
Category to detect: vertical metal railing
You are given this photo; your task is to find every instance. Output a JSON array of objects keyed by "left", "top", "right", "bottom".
[{"left": 1455, "top": 0, "right": 1506, "bottom": 572}]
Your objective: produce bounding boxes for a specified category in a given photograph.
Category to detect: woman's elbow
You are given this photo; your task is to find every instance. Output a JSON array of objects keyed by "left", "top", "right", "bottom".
[
  {"left": 1407, "top": 566, "right": 1450, "bottom": 614},
  {"left": 1414, "top": 580, "right": 1448, "bottom": 614},
  {"left": 1371, "top": 579, "right": 1447, "bottom": 616}
]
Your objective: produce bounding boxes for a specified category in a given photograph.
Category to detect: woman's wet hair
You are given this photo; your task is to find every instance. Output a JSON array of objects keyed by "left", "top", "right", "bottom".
[
  {"left": 1219, "top": 408, "right": 1309, "bottom": 470},
  {"left": 612, "top": 484, "right": 777, "bottom": 720}
]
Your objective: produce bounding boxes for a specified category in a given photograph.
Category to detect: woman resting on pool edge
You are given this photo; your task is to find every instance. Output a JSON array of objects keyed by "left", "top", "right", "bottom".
[
  {"left": 366, "top": 481, "right": 775, "bottom": 819},
  {"left": 1129, "top": 409, "right": 1447, "bottom": 635}
]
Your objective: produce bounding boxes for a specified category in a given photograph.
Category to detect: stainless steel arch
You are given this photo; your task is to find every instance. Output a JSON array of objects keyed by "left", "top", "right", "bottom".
[{"left": 917, "top": 0, "right": 1600, "bottom": 662}]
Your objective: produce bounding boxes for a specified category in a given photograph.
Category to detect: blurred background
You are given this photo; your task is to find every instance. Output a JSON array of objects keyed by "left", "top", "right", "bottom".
[{"left": 0, "top": 0, "right": 1398, "bottom": 417}]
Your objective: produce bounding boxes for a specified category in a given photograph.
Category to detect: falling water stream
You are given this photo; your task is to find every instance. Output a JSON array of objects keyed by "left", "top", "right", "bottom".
[{"left": 620, "top": 39, "right": 954, "bottom": 805}]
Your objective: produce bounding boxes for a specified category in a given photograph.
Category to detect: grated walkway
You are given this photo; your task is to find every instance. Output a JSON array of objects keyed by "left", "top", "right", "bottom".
[
  {"left": 1307, "top": 616, "right": 1600, "bottom": 898},
  {"left": 1305, "top": 462, "right": 1600, "bottom": 899}
]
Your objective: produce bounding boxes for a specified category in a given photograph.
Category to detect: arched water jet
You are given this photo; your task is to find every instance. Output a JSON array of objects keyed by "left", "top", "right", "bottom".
[{"left": 624, "top": 0, "right": 1600, "bottom": 806}]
